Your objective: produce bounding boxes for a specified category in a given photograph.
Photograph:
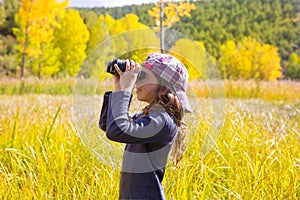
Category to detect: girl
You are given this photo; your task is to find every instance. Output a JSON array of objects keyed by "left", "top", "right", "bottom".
[{"left": 99, "top": 52, "right": 191, "bottom": 199}]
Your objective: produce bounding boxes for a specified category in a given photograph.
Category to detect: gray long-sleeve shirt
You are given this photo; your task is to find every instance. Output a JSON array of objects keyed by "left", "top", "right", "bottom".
[{"left": 100, "top": 91, "right": 178, "bottom": 200}]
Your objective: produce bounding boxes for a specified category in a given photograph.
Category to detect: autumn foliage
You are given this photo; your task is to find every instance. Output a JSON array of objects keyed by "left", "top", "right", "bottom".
[
  {"left": 148, "top": 1, "right": 196, "bottom": 28},
  {"left": 286, "top": 53, "right": 300, "bottom": 80},
  {"left": 170, "top": 38, "right": 207, "bottom": 80},
  {"left": 4, "top": 0, "right": 293, "bottom": 81},
  {"left": 219, "top": 37, "right": 282, "bottom": 80},
  {"left": 13, "top": 0, "right": 68, "bottom": 77},
  {"left": 13, "top": 0, "right": 89, "bottom": 77}
]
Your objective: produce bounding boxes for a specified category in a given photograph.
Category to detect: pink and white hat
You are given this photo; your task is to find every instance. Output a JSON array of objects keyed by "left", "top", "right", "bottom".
[{"left": 142, "top": 52, "right": 192, "bottom": 113}]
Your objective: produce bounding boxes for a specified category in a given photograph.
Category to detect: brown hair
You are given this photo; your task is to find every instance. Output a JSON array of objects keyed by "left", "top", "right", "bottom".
[{"left": 142, "top": 85, "right": 187, "bottom": 166}]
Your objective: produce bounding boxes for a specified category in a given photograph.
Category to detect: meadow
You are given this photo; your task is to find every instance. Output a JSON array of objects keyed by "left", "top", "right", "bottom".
[{"left": 0, "top": 78, "right": 299, "bottom": 199}]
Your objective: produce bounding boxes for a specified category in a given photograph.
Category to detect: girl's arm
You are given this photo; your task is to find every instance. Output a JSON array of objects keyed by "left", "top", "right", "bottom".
[
  {"left": 106, "top": 91, "right": 177, "bottom": 144},
  {"left": 98, "top": 91, "right": 112, "bottom": 131}
]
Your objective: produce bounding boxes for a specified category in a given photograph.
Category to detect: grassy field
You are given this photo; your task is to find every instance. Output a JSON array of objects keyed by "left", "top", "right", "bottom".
[{"left": 0, "top": 79, "right": 299, "bottom": 199}]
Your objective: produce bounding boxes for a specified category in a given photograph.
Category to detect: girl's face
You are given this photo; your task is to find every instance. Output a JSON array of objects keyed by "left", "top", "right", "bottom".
[{"left": 135, "top": 67, "right": 160, "bottom": 104}]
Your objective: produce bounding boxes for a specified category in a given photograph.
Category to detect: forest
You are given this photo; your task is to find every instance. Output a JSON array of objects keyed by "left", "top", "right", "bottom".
[{"left": 0, "top": 0, "right": 299, "bottom": 79}]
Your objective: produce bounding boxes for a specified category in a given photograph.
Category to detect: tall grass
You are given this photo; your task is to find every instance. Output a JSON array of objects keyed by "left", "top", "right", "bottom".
[
  {"left": 0, "top": 79, "right": 299, "bottom": 199},
  {"left": 0, "top": 95, "right": 119, "bottom": 199},
  {"left": 190, "top": 79, "right": 300, "bottom": 103},
  {"left": 165, "top": 99, "right": 300, "bottom": 199},
  {"left": 1, "top": 78, "right": 300, "bottom": 102},
  {"left": 0, "top": 78, "right": 110, "bottom": 95}
]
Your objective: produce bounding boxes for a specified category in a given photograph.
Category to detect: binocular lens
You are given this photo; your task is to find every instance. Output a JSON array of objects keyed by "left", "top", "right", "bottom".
[{"left": 107, "top": 58, "right": 145, "bottom": 80}]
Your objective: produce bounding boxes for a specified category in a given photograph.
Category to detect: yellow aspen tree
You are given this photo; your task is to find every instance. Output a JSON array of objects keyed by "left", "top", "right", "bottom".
[
  {"left": 170, "top": 38, "right": 207, "bottom": 80},
  {"left": 219, "top": 37, "right": 282, "bottom": 80},
  {"left": 112, "top": 15, "right": 131, "bottom": 56},
  {"left": 257, "top": 44, "right": 282, "bottom": 80},
  {"left": 13, "top": 0, "right": 68, "bottom": 78},
  {"left": 89, "top": 14, "right": 159, "bottom": 79},
  {"left": 219, "top": 40, "right": 236, "bottom": 79},
  {"left": 87, "top": 14, "right": 115, "bottom": 53},
  {"left": 54, "top": 9, "right": 89, "bottom": 76},
  {"left": 286, "top": 53, "right": 300, "bottom": 79},
  {"left": 148, "top": 1, "right": 196, "bottom": 28},
  {"left": 148, "top": 0, "right": 196, "bottom": 52},
  {"left": 0, "top": 4, "right": 6, "bottom": 27},
  {"left": 114, "top": 14, "right": 159, "bottom": 62}
]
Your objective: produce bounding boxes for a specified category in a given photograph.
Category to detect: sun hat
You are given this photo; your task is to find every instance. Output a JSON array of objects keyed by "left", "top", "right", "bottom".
[{"left": 142, "top": 52, "right": 192, "bottom": 113}]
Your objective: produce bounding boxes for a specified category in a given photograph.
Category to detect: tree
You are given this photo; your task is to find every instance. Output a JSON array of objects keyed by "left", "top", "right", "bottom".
[
  {"left": 69, "top": 0, "right": 300, "bottom": 66},
  {"left": 0, "top": 0, "right": 21, "bottom": 35},
  {"left": 0, "top": 35, "right": 19, "bottom": 77},
  {"left": 54, "top": 9, "right": 90, "bottom": 77},
  {"left": 83, "top": 13, "right": 159, "bottom": 78},
  {"left": 87, "top": 14, "right": 115, "bottom": 53},
  {"left": 170, "top": 38, "right": 207, "bottom": 80},
  {"left": 148, "top": 1, "right": 196, "bottom": 28},
  {"left": 148, "top": 0, "right": 196, "bottom": 52},
  {"left": 172, "top": 0, "right": 300, "bottom": 64},
  {"left": 219, "top": 37, "right": 282, "bottom": 80},
  {"left": 218, "top": 40, "right": 236, "bottom": 79},
  {"left": 0, "top": 3, "right": 6, "bottom": 27},
  {"left": 78, "top": 10, "right": 98, "bottom": 34},
  {"left": 0, "top": 0, "right": 20, "bottom": 77},
  {"left": 286, "top": 53, "right": 300, "bottom": 80},
  {"left": 13, "top": 0, "right": 68, "bottom": 78},
  {"left": 113, "top": 14, "right": 159, "bottom": 61}
]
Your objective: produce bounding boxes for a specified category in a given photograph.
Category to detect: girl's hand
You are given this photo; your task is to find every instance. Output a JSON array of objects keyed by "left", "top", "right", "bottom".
[{"left": 114, "top": 59, "right": 140, "bottom": 93}]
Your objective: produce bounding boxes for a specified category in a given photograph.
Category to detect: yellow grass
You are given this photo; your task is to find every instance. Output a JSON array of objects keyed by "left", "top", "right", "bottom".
[{"left": 0, "top": 79, "right": 299, "bottom": 199}]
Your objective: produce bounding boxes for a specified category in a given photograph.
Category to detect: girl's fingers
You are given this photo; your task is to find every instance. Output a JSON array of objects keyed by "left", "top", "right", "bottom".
[
  {"left": 130, "top": 60, "right": 135, "bottom": 71},
  {"left": 116, "top": 59, "right": 139, "bottom": 75},
  {"left": 126, "top": 59, "right": 130, "bottom": 71},
  {"left": 135, "top": 63, "right": 140, "bottom": 73},
  {"left": 114, "top": 64, "right": 122, "bottom": 76}
]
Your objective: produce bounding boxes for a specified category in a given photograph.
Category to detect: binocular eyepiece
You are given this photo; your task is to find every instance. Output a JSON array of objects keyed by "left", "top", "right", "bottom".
[{"left": 106, "top": 59, "right": 145, "bottom": 80}]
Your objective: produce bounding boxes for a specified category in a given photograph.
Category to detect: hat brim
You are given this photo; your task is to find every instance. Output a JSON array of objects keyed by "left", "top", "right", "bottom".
[
  {"left": 159, "top": 79, "right": 192, "bottom": 113},
  {"left": 172, "top": 88, "right": 192, "bottom": 113}
]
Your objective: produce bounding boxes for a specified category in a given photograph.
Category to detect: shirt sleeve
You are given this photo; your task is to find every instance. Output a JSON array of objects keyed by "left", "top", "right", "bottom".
[
  {"left": 106, "top": 91, "right": 176, "bottom": 144},
  {"left": 98, "top": 91, "right": 112, "bottom": 131}
]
